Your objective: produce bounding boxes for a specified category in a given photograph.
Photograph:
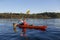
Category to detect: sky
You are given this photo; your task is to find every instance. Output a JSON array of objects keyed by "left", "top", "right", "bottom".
[{"left": 0, "top": 0, "right": 60, "bottom": 13}]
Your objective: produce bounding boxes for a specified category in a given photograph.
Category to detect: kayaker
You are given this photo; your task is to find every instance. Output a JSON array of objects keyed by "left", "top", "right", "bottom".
[
  {"left": 19, "top": 18, "right": 34, "bottom": 36},
  {"left": 23, "top": 19, "right": 33, "bottom": 26},
  {"left": 23, "top": 19, "right": 28, "bottom": 25},
  {"left": 19, "top": 18, "right": 28, "bottom": 25},
  {"left": 19, "top": 18, "right": 27, "bottom": 36},
  {"left": 18, "top": 19, "right": 24, "bottom": 25}
]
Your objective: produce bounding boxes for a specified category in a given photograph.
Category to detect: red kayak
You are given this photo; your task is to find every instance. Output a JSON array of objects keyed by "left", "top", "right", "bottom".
[
  {"left": 13, "top": 23, "right": 47, "bottom": 36},
  {"left": 17, "top": 24, "right": 47, "bottom": 31}
]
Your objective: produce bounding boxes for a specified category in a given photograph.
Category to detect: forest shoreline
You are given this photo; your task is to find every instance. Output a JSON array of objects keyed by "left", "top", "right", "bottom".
[{"left": 0, "top": 12, "right": 60, "bottom": 19}]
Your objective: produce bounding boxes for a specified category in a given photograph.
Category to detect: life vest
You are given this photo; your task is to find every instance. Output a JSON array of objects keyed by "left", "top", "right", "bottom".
[{"left": 23, "top": 21, "right": 28, "bottom": 25}]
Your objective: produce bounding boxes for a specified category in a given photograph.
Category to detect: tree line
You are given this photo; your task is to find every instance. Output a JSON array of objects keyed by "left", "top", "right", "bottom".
[{"left": 0, "top": 12, "right": 60, "bottom": 19}]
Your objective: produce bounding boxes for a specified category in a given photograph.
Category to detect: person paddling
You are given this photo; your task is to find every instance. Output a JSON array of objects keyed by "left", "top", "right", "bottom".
[
  {"left": 18, "top": 18, "right": 27, "bottom": 36},
  {"left": 19, "top": 19, "right": 24, "bottom": 25},
  {"left": 19, "top": 18, "right": 28, "bottom": 25}
]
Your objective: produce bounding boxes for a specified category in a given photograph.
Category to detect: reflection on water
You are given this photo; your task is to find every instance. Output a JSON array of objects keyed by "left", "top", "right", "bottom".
[{"left": 0, "top": 19, "right": 60, "bottom": 40}]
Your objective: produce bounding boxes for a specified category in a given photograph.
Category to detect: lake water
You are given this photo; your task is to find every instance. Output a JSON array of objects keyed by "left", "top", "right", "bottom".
[{"left": 0, "top": 19, "right": 60, "bottom": 40}]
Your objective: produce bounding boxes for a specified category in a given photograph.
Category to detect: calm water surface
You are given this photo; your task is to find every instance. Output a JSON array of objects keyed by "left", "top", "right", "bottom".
[{"left": 0, "top": 19, "right": 60, "bottom": 40}]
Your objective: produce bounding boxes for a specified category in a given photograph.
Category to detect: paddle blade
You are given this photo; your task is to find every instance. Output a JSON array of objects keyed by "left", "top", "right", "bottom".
[
  {"left": 26, "top": 9, "right": 30, "bottom": 14},
  {"left": 13, "top": 23, "right": 17, "bottom": 32}
]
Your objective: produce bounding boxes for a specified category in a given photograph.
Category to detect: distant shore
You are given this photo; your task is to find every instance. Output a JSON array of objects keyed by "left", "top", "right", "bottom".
[{"left": 0, "top": 12, "right": 60, "bottom": 19}]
